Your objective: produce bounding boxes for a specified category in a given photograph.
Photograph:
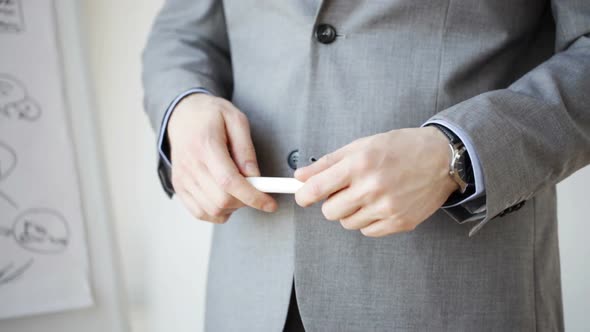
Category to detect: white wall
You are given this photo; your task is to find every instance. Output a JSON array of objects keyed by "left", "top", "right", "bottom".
[
  {"left": 557, "top": 167, "right": 590, "bottom": 332},
  {"left": 81, "top": 1, "right": 213, "bottom": 331},
  {"left": 80, "top": 1, "right": 590, "bottom": 331}
]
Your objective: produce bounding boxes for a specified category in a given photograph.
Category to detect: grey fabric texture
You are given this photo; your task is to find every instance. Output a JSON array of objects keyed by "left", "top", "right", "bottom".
[{"left": 141, "top": 0, "right": 590, "bottom": 331}]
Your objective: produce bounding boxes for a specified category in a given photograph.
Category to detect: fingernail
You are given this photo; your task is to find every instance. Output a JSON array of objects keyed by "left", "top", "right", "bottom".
[{"left": 263, "top": 202, "right": 276, "bottom": 212}]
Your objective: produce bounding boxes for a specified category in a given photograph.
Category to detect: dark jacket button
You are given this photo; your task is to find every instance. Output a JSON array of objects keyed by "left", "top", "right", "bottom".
[
  {"left": 315, "top": 24, "right": 337, "bottom": 44},
  {"left": 498, "top": 201, "right": 526, "bottom": 218},
  {"left": 513, "top": 201, "right": 526, "bottom": 211},
  {"left": 287, "top": 149, "right": 299, "bottom": 170}
]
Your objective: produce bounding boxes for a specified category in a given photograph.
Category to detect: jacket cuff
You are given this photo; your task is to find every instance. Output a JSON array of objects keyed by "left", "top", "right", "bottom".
[
  {"left": 426, "top": 93, "right": 532, "bottom": 236},
  {"left": 421, "top": 120, "right": 486, "bottom": 207},
  {"left": 156, "top": 88, "right": 213, "bottom": 197}
]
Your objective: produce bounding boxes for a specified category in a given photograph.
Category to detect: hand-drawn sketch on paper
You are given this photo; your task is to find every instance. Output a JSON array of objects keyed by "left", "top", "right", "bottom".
[
  {"left": 0, "top": 141, "right": 34, "bottom": 287},
  {"left": 0, "top": 206, "right": 71, "bottom": 256},
  {"left": 0, "top": 0, "right": 24, "bottom": 33},
  {"left": 12, "top": 209, "right": 70, "bottom": 254},
  {"left": 0, "top": 75, "right": 41, "bottom": 121},
  {"left": 0, "top": 258, "right": 33, "bottom": 285},
  {"left": 0, "top": 0, "right": 93, "bottom": 319},
  {"left": 0, "top": 201, "right": 70, "bottom": 286},
  {"left": 0, "top": 141, "right": 17, "bottom": 181},
  {"left": 0, "top": 72, "right": 92, "bottom": 319}
]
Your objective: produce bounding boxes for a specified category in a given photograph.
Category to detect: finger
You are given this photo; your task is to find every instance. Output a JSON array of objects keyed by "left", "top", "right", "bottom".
[
  {"left": 321, "top": 187, "right": 363, "bottom": 221},
  {"left": 204, "top": 137, "right": 277, "bottom": 212},
  {"left": 293, "top": 140, "right": 363, "bottom": 181},
  {"left": 360, "top": 218, "right": 416, "bottom": 237},
  {"left": 184, "top": 178, "right": 235, "bottom": 220},
  {"left": 295, "top": 158, "right": 352, "bottom": 207},
  {"left": 176, "top": 189, "right": 228, "bottom": 224},
  {"left": 359, "top": 219, "right": 393, "bottom": 237},
  {"left": 189, "top": 161, "right": 244, "bottom": 210},
  {"left": 338, "top": 205, "right": 382, "bottom": 230},
  {"left": 220, "top": 102, "right": 261, "bottom": 177}
]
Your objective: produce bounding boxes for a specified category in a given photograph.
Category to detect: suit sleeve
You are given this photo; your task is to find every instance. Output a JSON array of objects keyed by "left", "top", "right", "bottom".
[
  {"left": 427, "top": 0, "right": 590, "bottom": 236},
  {"left": 141, "top": 0, "right": 232, "bottom": 196},
  {"left": 142, "top": 0, "right": 232, "bottom": 133}
]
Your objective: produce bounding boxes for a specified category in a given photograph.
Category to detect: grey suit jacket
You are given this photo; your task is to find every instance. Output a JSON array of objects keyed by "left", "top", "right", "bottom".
[{"left": 141, "top": 0, "right": 590, "bottom": 331}]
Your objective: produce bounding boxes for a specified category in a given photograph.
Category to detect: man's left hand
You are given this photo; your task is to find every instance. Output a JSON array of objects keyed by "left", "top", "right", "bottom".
[{"left": 294, "top": 127, "right": 459, "bottom": 237}]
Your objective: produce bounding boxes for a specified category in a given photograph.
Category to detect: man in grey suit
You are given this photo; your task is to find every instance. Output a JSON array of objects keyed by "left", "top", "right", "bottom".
[{"left": 142, "top": 0, "right": 589, "bottom": 330}]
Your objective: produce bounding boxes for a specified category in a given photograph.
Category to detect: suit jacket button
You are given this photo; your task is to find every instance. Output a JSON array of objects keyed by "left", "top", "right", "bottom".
[
  {"left": 287, "top": 149, "right": 299, "bottom": 170},
  {"left": 514, "top": 201, "right": 526, "bottom": 211},
  {"left": 315, "top": 24, "right": 337, "bottom": 44}
]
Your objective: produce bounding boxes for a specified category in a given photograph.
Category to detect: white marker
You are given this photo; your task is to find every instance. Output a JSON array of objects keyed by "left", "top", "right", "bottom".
[{"left": 246, "top": 177, "right": 304, "bottom": 194}]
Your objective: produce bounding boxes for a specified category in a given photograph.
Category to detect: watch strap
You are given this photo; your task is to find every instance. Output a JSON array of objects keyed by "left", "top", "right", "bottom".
[
  {"left": 428, "top": 123, "right": 461, "bottom": 145},
  {"left": 427, "top": 122, "right": 476, "bottom": 188}
]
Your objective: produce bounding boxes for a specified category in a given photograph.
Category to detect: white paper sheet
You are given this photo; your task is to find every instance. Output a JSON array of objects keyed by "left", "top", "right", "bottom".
[{"left": 0, "top": 0, "right": 93, "bottom": 319}]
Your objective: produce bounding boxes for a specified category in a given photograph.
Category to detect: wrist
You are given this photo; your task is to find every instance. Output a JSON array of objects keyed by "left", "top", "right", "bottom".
[{"left": 167, "top": 92, "right": 212, "bottom": 142}]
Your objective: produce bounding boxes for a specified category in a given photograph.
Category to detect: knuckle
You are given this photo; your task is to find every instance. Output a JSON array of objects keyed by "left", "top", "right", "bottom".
[
  {"left": 208, "top": 206, "right": 225, "bottom": 217},
  {"left": 340, "top": 159, "right": 354, "bottom": 178},
  {"left": 394, "top": 218, "right": 415, "bottom": 232},
  {"left": 255, "top": 195, "right": 272, "bottom": 210},
  {"left": 357, "top": 189, "right": 374, "bottom": 205},
  {"left": 243, "top": 191, "right": 265, "bottom": 209},
  {"left": 405, "top": 224, "right": 417, "bottom": 232},
  {"left": 233, "top": 110, "right": 249, "bottom": 124},
  {"left": 365, "top": 175, "right": 382, "bottom": 194},
  {"left": 378, "top": 199, "right": 396, "bottom": 216},
  {"left": 403, "top": 222, "right": 417, "bottom": 232},
  {"left": 216, "top": 195, "right": 235, "bottom": 209}
]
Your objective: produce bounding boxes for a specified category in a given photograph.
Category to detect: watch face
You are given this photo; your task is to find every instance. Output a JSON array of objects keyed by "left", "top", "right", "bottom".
[
  {"left": 447, "top": 146, "right": 476, "bottom": 202},
  {"left": 456, "top": 148, "right": 474, "bottom": 185},
  {"left": 456, "top": 152, "right": 467, "bottom": 182}
]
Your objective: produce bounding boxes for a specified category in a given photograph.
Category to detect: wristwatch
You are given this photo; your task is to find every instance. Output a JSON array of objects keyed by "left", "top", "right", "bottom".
[{"left": 428, "top": 124, "right": 473, "bottom": 194}]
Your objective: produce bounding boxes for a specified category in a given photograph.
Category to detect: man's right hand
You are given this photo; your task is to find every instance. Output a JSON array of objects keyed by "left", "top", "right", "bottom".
[{"left": 167, "top": 93, "right": 278, "bottom": 223}]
